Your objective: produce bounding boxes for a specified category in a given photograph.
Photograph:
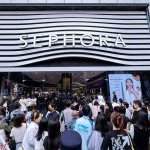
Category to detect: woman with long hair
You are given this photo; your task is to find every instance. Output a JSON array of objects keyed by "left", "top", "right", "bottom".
[
  {"left": 129, "top": 111, "right": 149, "bottom": 150},
  {"left": 88, "top": 112, "right": 109, "bottom": 150},
  {"left": 101, "top": 112, "right": 133, "bottom": 150},
  {"left": 43, "top": 120, "right": 60, "bottom": 150},
  {"left": 34, "top": 117, "right": 48, "bottom": 150},
  {"left": 22, "top": 111, "right": 42, "bottom": 150},
  {"left": 104, "top": 101, "right": 113, "bottom": 122},
  {"left": 10, "top": 114, "right": 26, "bottom": 150},
  {"left": 125, "top": 78, "right": 141, "bottom": 104}
]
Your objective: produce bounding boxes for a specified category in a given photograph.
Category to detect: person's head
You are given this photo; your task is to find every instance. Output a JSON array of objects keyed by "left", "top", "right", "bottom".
[
  {"left": 126, "top": 78, "right": 133, "bottom": 89},
  {"left": 119, "top": 106, "right": 126, "bottom": 115},
  {"left": 100, "top": 105, "right": 104, "bottom": 113},
  {"left": 95, "top": 113, "right": 109, "bottom": 137},
  {"left": 30, "top": 104, "right": 37, "bottom": 111},
  {"left": 114, "top": 106, "right": 120, "bottom": 113},
  {"left": 48, "top": 120, "right": 60, "bottom": 150},
  {"left": 15, "top": 102, "right": 21, "bottom": 110},
  {"left": 136, "top": 111, "right": 149, "bottom": 130},
  {"left": 79, "top": 100, "right": 86, "bottom": 108},
  {"left": 110, "top": 112, "right": 125, "bottom": 131},
  {"left": 14, "top": 114, "right": 24, "bottom": 128},
  {"left": 61, "top": 130, "right": 82, "bottom": 150},
  {"left": 94, "top": 101, "right": 99, "bottom": 106},
  {"left": 133, "top": 100, "right": 142, "bottom": 110},
  {"left": 36, "top": 117, "right": 48, "bottom": 141},
  {"left": 65, "top": 101, "right": 72, "bottom": 108},
  {"left": 71, "top": 111, "right": 78, "bottom": 119},
  {"left": 82, "top": 105, "right": 91, "bottom": 117},
  {"left": 123, "top": 102, "right": 129, "bottom": 108},
  {"left": 0, "top": 106, "right": 6, "bottom": 116},
  {"left": 88, "top": 98, "right": 93, "bottom": 104},
  {"left": 21, "top": 95, "right": 25, "bottom": 99},
  {"left": 49, "top": 103, "right": 57, "bottom": 112},
  {"left": 31, "top": 111, "right": 42, "bottom": 124},
  {"left": 119, "top": 98, "right": 123, "bottom": 104},
  {"left": 105, "top": 101, "right": 113, "bottom": 112}
]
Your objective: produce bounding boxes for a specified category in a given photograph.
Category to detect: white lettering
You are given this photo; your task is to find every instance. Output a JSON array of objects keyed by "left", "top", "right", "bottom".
[
  {"left": 49, "top": 34, "right": 58, "bottom": 47},
  {"left": 19, "top": 33, "right": 126, "bottom": 49},
  {"left": 99, "top": 34, "right": 109, "bottom": 47},
  {"left": 115, "top": 34, "right": 126, "bottom": 47},
  {"left": 33, "top": 34, "right": 43, "bottom": 47},
  {"left": 20, "top": 35, "right": 28, "bottom": 48},
  {"left": 80, "top": 34, "right": 94, "bottom": 47},
  {"left": 63, "top": 34, "right": 75, "bottom": 47}
]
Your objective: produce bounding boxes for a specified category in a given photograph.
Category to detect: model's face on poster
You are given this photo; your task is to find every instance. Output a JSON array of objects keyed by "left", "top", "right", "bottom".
[{"left": 126, "top": 79, "right": 133, "bottom": 89}]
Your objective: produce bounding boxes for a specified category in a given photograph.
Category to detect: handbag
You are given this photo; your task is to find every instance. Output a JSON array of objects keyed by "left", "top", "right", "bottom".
[{"left": 124, "top": 129, "right": 135, "bottom": 150}]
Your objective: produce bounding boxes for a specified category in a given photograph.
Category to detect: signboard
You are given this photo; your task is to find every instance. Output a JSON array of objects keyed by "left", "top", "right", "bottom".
[
  {"left": 0, "top": 10, "right": 149, "bottom": 67},
  {"left": 109, "top": 74, "right": 142, "bottom": 104}
]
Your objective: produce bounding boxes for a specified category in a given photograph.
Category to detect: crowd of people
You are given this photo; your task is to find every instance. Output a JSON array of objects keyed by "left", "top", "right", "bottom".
[{"left": 0, "top": 92, "right": 149, "bottom": 150}]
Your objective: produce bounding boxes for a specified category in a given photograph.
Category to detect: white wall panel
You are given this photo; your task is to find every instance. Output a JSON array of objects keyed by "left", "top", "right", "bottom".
[
  {"left": 11, "top": 0, "right": 28, "bottom": 3},
  {"left": 47, "top": 0, "right": 64, "bottom": 3},
  {"left": 0, "top": 0, "right": 11, "bottom": 3},
  {"left": 100, "top": 0, "right": 117, "bottom": 3},
  {"left": 29, "top": 0, "right": 46, "bottom": 3},
  {"left": 135, "top": 0, "right": 150, "bottom": 3},
  {"left": 83, "top": 0, "right": 99, "bottom": 3},
  {"left": 118, "top": 0, "right": 134, "bottom": 3},
  {"left": 0, "top": 0, "right": 150, "bottom": 4},
  {"left": 65, "top": 0, "right": 82, "bottom": 3}
]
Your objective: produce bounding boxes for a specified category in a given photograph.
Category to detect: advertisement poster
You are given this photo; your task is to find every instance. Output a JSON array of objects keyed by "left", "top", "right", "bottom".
[{"left": 108, "top": 74, "right": 142, "bottom": 104}]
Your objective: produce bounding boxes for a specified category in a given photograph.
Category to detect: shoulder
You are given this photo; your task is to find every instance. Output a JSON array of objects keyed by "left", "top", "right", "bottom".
[{"left": 105, "top": 130, "right": 120, "bottom": 138}]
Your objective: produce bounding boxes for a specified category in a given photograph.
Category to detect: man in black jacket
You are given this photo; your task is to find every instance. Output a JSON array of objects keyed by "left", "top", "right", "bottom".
[
  {"left": 47, "top": 103, "right": 59, "bottom": 121},
  {"left": 131, "top": 100, "right": 143, "bottom": 124}
]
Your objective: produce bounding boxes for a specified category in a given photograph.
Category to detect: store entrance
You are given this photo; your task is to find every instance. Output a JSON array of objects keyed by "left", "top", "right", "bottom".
[{"left": 0, "top": 70, "right": 149, "bottom": 106}]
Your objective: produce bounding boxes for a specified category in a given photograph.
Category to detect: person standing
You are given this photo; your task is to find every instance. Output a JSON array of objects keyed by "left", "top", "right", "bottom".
[
  {"left": 34, "top": 118, "right": 48, "bottom": 150},
  {"left": 22, "top": 111, "right": 42, "bottom": 150},
  {"left": 47, "top": 103, "right": 59, "bottom": 122},
  {"left": 101, "top": 112, "right": 133, "bottom": 150},
  {"left": 60, "top": 101, "right": 73, "bottom": 132},
  {"left": 43, "top": 120, "right": 60, "bottom": 150},
  {"left": 10, "top": 114, "right": 26, "bottom": 149},
  {"left": 129, "top": 111, "right": 149, "bottom": 150},
  {"left": 88, "top": 113, "right": 109, "bottom": 150},
  {"left": 74, "top": 105, "right": 93, "bottom": 150},
  {"left": 97, "top": 93, "right": 105, "bottom": 106},
  {"left": 131, "top": 100, "right": 143, "bottom": 124}
]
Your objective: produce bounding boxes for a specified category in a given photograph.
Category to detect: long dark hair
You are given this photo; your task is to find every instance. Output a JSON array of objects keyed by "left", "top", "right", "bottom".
[
  {"left": 105, "top": 101, "right": 113, "bottom": 112},
  {"left": 36, "top": 117, "right": 48, "bottom": 141},
  {"left": 48, "top": 120, "right": 60, "bottom": 150},
  {"left": 136, "top": 111, "right": 149, "bottom": 131},
  {"left": 95, "top": 113, "right": 109, "bottom": 137},
  {"left": 31, "top": 110, "right": 40, "bottom": 122}
]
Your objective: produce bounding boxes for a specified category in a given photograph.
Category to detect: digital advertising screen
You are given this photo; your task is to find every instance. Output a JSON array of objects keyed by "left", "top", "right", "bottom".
[{"left": 108, "top": 74, "right": 142, "bottom": 104}]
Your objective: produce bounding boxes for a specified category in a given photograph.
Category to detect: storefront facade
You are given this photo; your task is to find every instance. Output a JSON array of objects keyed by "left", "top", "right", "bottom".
[
  {"left": 0, "top": 1, "right": 149, "bottom": 72},
  {"left": 0, "top": 1, "right": 150, "bottom": 101}
]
